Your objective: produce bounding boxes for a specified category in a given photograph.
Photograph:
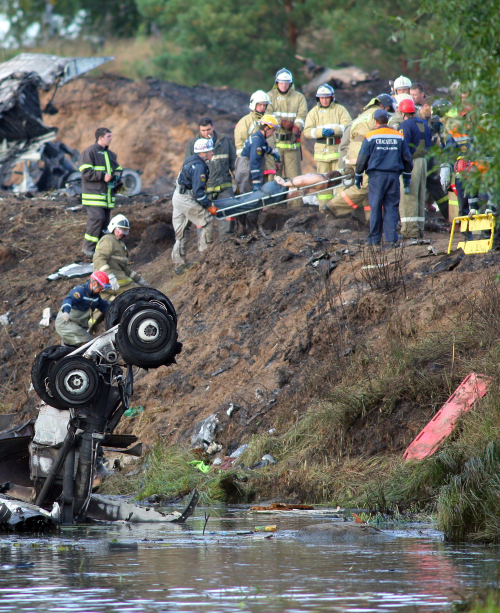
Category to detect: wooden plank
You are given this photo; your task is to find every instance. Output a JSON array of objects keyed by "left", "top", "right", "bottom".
[{"left": 404, "top": 373, "right": 490, "bottom": 461}]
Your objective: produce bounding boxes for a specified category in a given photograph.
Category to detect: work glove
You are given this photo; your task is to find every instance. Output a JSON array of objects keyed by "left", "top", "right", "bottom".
[
  {"left": 280, "top": 119, "right": 294, "bottom": 131},
  {"left": 107, "top": 273, "right": 120, "bottom": 291},
  {"left": 322, "top": 128, "right": 335, "bottom": 138},
  {"left": 61, "top": 312, "right": 70, "bottom": 323},
  {"left": 354, "top": 174, "right": 363, "bottom": 190},
  {"left": 440, "top": 164, "right": 451, "bottom": 191},
  {"left": 252, "top": 183, "right": 262, "bottom": 192},
  {"left": 292, "top": 125, "right": 301, "bottom": 137},
  {"left": 272, "top": 151, "right": 281, "bottom": 164},
  {"left": 207, "top": 205, "right": 218, "bottom": 216}
]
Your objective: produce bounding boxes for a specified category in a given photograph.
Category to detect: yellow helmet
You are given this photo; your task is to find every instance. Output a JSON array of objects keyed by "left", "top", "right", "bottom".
[{"left": 260, "top": 114, "right": 279, "bottom": 130}]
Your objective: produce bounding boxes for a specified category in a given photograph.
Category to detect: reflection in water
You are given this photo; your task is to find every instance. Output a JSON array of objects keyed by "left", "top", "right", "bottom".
[{"left": 0, "top": 509, "right": 499, "bottom": 612}]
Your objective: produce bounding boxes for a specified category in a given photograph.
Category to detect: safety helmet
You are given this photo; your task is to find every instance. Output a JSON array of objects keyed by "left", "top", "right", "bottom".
[
  {"left": 108, "top": 214, "right": 130, "bottom": 235},
  {"left": 194, "top": 138, "right": 214, "bottom": 154},
  {"left": 399, "top": 98, "right": 416, "bottom": 114},
  {"left": 90, "top": 271, "right": 111, "bottom": 289},
  {"left": 432, "top": 98, "right": 452, "bottom": 117},
  {"left": 454, "top": 158, "right": 472, "bottom": 173},
  {"left": 259, "top": 114, "right": 280, "bottom": 130},
  {"left": 394, "top": 93, "right": 413, "bottom": 109},
  {"left": 275, "top": 68, "right": 293, "bottom": 83},
  {"left": 249, "top": 90, "right": 271, "bottom": 111},
  {"left": 394, "top": 75, "right": 412, "bottom": 90},
  {"left": 377, "top": 93, "right": 396, "bottom": 111},
  {"left": 316, "top": 83, "right": 334, "bottom": 98}
]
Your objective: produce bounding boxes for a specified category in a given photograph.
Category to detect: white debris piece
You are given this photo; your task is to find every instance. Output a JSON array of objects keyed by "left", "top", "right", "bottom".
[
  {"left": 0, "top": 312, "right": 11, "bottom": 325},
  {"left": 39, "top": 307, "right": 51, "bottom": 327}
]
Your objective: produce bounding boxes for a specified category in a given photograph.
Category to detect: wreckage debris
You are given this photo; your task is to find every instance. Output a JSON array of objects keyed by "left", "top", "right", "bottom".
[
  {"left": 0, "top": 494, "right": 60, "bottom": 532},
  {"left": 250, "top": 503, "right": 315, "bottom": 512},
  {"left": 46, "top": 262, "right": 93, "bottom": 281}
]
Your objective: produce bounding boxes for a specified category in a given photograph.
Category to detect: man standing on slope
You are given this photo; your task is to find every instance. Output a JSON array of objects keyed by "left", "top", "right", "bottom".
[
  {"left": 79, "top": 127, "right": 123, "bottom": 256},
  {"left": 303, "top": 84, "right": 351, "bottom": 208},
  {"left": 185, "top": 116, "right": 236, "bottom": 238},
  {"left": 355, "top": 109, "right": 413, "bottom": 246},
  {"left": 267, "top": 68, "right": 308, "bottom": 203}
]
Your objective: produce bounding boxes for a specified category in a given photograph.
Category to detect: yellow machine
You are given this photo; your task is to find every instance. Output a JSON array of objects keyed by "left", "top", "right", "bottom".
[{"left": 447, "top": 213, "right": 496, "bottom": 254}]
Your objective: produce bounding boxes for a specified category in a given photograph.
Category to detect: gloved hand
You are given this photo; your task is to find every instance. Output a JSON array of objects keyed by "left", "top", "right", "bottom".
[
  {"left": 322, "top": 128, "right": 335, "bottom": 138},
  {"left": 272, "top": 151, "right": 281, "bottom": 163},
  {"left": 107, "top": 273, "right": 120, "bottom": 291},
  {"left": 252, "top": 183, "right": 261, "bottom": 192},
  {"left": 280, "top": 119, "right": 294, "bottom": 131},
  {"left": 354, "top": 174, "right": 363, "bottom": 189},
  {"left": 292, "top": 125, "right": 301, "bottom": 137},
  {"left": 207, "top": 205, "right": 218, "bottom": 216},
  {"left": 61, "top": 312, "right": 70, "bottom": 323},
  {"left": 440, "top": 164, "right": 451, "bottom": 191},
  {"left": 404, "top": 185, "right": 411, "bottom": 195}
]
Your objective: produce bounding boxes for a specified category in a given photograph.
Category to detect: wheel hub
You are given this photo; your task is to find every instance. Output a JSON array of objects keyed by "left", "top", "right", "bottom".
[
  {"left": 63, "top": 369, "right": 90, "bottom": 395},
  {"left": 137, "top": 318, "right": 160, "bottom": 342}
]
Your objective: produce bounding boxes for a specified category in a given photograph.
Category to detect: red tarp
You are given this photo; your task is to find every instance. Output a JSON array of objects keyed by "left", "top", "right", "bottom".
[{"left": 403, "top": 373, "right": 490, "bottom": 461}]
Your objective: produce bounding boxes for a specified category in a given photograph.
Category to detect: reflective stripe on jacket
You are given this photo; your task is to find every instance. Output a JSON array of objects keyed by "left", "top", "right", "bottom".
[
  {"left": 93, "top": 233, "right": 140, "bottom": 286},
  {"left": 355, "top": 126, "right": 413, "bottom": 178},
  {"left": 177, "top": 154, "right": 211, "bottom": 208},
  {"left": 241, "top": 131, "right": 273, "bottom": 186},
  {"left": 303, "top": 102, "right": 351, "bottom": 162},
  {"left": 267, "top": 87, "right": 308, "bottom": 150},
  {"left": 79, "top": 142, "right": 122, "bottom": 208},
  {"left": 346, "top": 105, "right": 379, "bottom": 164},
  {"left": 185, "top": 132, "right": 236, "bottom": 190},
  {"left": 234, "top": 111, "right": 277, "bottom": 173}
]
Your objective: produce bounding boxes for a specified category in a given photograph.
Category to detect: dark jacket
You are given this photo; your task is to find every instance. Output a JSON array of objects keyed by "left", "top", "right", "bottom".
[
  {"left": 185, "top": 132, "right": 236, "bottom": 193},
  {"left": 355, "top": 125, "right": 413, "bottom": 184},
  {"left": 61, "top": 282, "right": 109, "bottom": 314},
  {"left": 399, "top": 116, "right": 432, "bottom": 159},
  {"left": 177, "top": 154, "right": 211, "bottom": 208},
  {"left": 241, "top": 131, "right": 273, "bottom": 187},
  {"left": 79, "top": 142, "right": 122, "bottom": 208}
]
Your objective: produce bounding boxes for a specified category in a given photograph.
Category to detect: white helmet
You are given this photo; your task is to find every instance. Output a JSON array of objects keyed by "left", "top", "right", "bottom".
[
  {"left": 194, "top": 138, "right": 214, "bottom": 153},
  {"left": 249, "top": 90, "right": 271, "bottom": 111},
  {"left": 275, "top": 68, "right": 293, "bottom": 83},
  {"left": 316, "top": 83, "right": 335, "bottom": 98},
  {"left": 394, "top": 75, "right": 412, "bottom": 90},
  {"left": 108, "top": 214, "right": 130, "bottom": 235}
]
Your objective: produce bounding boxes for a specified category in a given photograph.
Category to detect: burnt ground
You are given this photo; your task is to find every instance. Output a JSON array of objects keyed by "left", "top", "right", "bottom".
[{"left": 1, "top": 188, "right": 498, "bottom": 463}]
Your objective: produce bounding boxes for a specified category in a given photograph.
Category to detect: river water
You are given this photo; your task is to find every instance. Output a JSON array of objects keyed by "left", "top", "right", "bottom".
[{"left": 1, "top": 505, "right": 499, "bottom": 612}]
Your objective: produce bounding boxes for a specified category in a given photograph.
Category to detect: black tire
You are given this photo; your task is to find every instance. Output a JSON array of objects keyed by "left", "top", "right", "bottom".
[
  {"left": 48, "top": 356, "right": 103, "bottom": 409},
  {"left": 105, "top": 287, "right": 177, "bottom": 329},
  {"left": 31, "top": 345, "right": 75, "bottom": 409},
  {"left": 115, "top": 301, "right": 180, "bottom": 368}
]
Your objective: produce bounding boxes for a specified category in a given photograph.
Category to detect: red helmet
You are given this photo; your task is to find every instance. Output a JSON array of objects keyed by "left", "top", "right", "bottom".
[
  {"left": 90, "top": 271, "right": 111, "bottom": 289},
  {"left": 454, "top": 158, "right": 472, "bottom": 173},
  {"left": 399, "top": 98, "right": 416, "bottom": 113}
]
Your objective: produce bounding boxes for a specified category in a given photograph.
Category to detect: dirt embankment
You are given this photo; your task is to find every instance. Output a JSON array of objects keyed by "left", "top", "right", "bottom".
[{"left": 0, "top": 183, "right": 497, "bottom": 464}]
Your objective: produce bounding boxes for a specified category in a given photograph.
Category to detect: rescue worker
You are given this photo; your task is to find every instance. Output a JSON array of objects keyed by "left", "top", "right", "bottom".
[
  {"left": 303, "top": 84, "right": 351, "bottom": 207},
  {"left": 355, "top": 109, "right": 413, "bottom": 246},
  {"left": 234, "top": 114, "right": 279, "bottom": 233},
  {"left": 93, "top": 214, "right": 148, "bottom": 301},
  {"left": 55, "top": 272, "right": 111, "bottom": 347},
  {"left": 325, "top": 94, "right": 395, "bottom": 224},
  {"left": 393, "top": 75, "right": 412, "bottom": 96},
  {"left": 398, "top": 98, "right": 432, "bottom": 240},
  {"left": 185, "top": 117, "right": 236, "bottom": 237},
  {"left": 171, "top": 138, "right": 215, "bottom": 275},
  {"left": 410, "top": 82, "right": 426, "bottom": 108},
  {"left": 267, "top": 68, "right": 308, "bottom": 194},
  {"left": 79, "top": 127, "right": 123, "bottom": 256}
]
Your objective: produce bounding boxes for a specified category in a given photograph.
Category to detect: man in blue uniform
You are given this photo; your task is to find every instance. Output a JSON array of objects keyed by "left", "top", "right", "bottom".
[
  {"left": 171, "top": 138, "right": 215, "bottom": 275},
  {"left": 234, "top": 114, "right": 279, "bottom": 234},
  {"left": 55, "top": 271, "right": 111, "bottom": 346},
  {"left": 355, "top": 109, "right": 413, "bottom": 246},
  {"left": 398, "top": 98, "right": 432, "bottom": 239}
]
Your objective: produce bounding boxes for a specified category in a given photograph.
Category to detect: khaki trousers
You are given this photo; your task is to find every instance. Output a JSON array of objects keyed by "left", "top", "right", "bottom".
[
  {"left": 400, "top": 157, "right": 427, "bottom": 238},
  {"left": 171, "top": 188, "right": 214, "bottom": 265},
  {"left": 315, "top": 159, "right": 339, "bottom": 204},
  {"left": 325, "top": 174, "right": 370, "bottom": 225},
  {"left": 55, "top": 308, "right": 93, "bottom": 346}
]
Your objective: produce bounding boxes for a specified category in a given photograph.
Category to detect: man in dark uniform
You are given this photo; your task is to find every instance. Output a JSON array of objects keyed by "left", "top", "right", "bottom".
[
  {"left": 79, "top": 127, "right": 123, "bottom": 256},
  {"left": 55, "top": 272, "right": 111, "bottom": 346},
  {"left": 355, "top": 109, "right": 413, "bottom": 246},
  {"left": 172, "top": 138, "right": 215, "bottom": 275},
  {"left": 234, "top": 114, "right": 279, "bottom": 234},
  {"left": 185, "top": 117, "right": 236, "bottom": 237}
]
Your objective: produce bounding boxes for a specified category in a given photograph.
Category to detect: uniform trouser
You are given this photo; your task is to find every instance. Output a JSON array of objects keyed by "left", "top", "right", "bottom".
[
  {"left": 82, "top": 206, "right": 111, "bottom": 254},
  {"left": 426, "top": 157, "right": 449, "bottom": 221},
  {"left": 278, "top": 148, "right": 302, "bottom": 209},
  {"left": 101, "top": 281, "right": 139, "bottom": 302},
  {"left": 316, "top": 159, "right": 339, "bottom": 204},
  {"left": 324, "top": 174, "right": 370, "bottom": 225},
  {"left": 367, "top": 172, "right": 400, "bottom": 244},
  {"left": 400, "top": 157, "right": 427, "bottom": 238},
  {"left": 171, "top": 189, "right": 214, "bottom": 265},
  {"left": 455, "top": 177, "right": 481, "bottom": 217},
  {"left": 55, "top": 308, "right": 93, "bottom": 346},
  {"left": 209, "top": 187, "right": 234, "bottom": 236},
  {"left": 234, "top": 156, "right": 265, "bottom": 232}
]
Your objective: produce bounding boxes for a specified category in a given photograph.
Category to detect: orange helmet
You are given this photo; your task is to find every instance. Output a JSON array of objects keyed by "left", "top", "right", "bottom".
[
  {"left": 90, "top": 271, "right": 111, "bottom": 289},
  {"left": 399, "top": 98, "right": 416, "bottom": 113}
]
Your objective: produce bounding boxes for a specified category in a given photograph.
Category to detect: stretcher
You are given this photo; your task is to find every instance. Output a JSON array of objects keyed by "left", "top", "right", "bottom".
[{"left": 212, "top": 174, "right": 350, "bottom": 219}]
